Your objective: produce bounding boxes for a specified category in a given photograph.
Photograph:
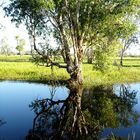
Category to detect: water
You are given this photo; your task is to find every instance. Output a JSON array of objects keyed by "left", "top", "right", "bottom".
[
  {"left": 0, "top": 81, "right": 140, "bottom": 139},
  {"left": 0, "top": 81, "right": 69, "bottom": 140},
  {"left": 102, "top": 83, "right": 140, "bottom": 140}
]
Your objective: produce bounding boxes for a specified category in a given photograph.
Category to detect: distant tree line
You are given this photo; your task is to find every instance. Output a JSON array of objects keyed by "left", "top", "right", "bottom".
[{"left": 0, "top": 36, "right": 27, "bottom": 56}]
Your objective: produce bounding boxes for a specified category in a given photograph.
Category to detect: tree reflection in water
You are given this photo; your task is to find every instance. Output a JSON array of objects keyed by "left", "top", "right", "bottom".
[
  {"left": 0, "top": 119, "right": 6, "bottom": 127},
  {"left": 26, "top": 84, "right": 139, "bottom": 140}
]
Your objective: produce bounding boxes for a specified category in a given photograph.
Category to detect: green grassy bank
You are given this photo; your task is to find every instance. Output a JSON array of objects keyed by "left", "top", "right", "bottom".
[
  {"left": 0, "top": 55, "right": 140, "bottom": 87},
  {"left": 0, "top": 55, "right": 31, "bottom": 62}
]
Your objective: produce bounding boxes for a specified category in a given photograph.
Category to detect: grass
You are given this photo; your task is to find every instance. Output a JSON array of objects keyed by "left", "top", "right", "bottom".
[
  {"left": 0, "top": 62, "right": 69, "bottom": 82},
  {"left": 116, "top": 57, "right": 140, "bottom": 67},
  {"left": 0, "top": 55, "right": 140, "bottom": 87},
  {"left": 83, "top": 65, "right": 140, "bottom": 87},
  {"left": 0, "top": 55, "right": 31, "bottom": 62}
]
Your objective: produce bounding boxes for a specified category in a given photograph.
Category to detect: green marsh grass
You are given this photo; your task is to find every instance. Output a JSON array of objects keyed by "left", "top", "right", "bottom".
[
  {"left": 0, "top": 62, "right": 69, "bottom": 82},
  {"left": 0, "top": 55, "right": 140, "bottom": 87},
  {"left": 0, "top": 55, "right": 31, "bottom": 62}
]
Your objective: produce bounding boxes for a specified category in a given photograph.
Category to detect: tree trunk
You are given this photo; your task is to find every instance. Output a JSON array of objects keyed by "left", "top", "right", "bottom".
[
  {"left": 120, "top": 57, "right": 123, "bottom": 66},
  {"left": 56, "top": 84, "right": 88, "bottom": 139},
  {"left": 69, "top": 62, "right": 83, "bottom": 85},
  {"left": 120, "top": 49, "right": 124, "bottom": 66},
  {"left": 87, "top": 57, "right": 93, "bottom": 64},
  {"left": 19, "top": 51, "right": 22, "bottom": 57},
  {"left": 86, "top": 47, "right": 94, "bottom": 64}
]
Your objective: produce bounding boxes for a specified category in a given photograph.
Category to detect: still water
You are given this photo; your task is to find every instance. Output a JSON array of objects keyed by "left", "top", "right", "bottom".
[
  {"left": 0, "top": 81, "right": 140, "bottom": 139},
  {"left": 0, "top": 81, "right": 68, "bottom": 140}
]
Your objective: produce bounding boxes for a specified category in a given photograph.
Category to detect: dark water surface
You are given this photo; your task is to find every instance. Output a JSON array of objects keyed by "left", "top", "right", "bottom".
[{"left": 0, "top": 81, "right": 140, "bottom": 140}]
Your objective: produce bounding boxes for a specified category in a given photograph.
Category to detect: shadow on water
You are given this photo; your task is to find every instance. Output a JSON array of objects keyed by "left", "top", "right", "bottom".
[{"left": 26, "top": 84, "right": 139, "bottom": 140}]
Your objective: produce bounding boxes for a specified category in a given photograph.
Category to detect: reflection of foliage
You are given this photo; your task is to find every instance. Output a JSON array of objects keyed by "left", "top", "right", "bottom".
[
  {"left": 26, "top": 84, "right": 139, "bottom": 140},
  {"left": 114, "top": 85, "right": 138, "bottom": 127},
  {"left": 106, "top": 132, "right": 125, "bottom": 140},
  {"left": 106, "top": 131, "right": 136, "bottom": 140},
  {"left": 26, "top": 85, "right": 103, "bottom": 140},
  {"left": 28, "top": 98, "right": 64, "bottom": 139},
  {"left": 82, "top": 84, "right": 139, "bottom": 139},
  {"left": 82, "top": 87, "right": 119, "bottom": 128},
  {"left": 0, "top": 119, "right": 6, "bottom": 126}
]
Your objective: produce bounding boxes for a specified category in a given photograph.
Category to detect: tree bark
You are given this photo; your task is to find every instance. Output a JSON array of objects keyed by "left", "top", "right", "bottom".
[{"left": 69, "top": 62, "right": 83, "bottom": 85}]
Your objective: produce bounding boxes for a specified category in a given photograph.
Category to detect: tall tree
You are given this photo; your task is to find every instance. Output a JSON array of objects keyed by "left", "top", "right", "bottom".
[
  {"left": 4, "top": 0, "right": 140, "bottom": 84},
  {"left": 85, "top": 47, "right": 94, "bottom": 64},
  {"left": 120, "top": 34, "right": 139, "bottom": 66},
  {"left": 15, "top": 36, "right": 25, "bottom": 56},
  {"left": 0, "top": 37, "right": 12, "bottom": 56}
]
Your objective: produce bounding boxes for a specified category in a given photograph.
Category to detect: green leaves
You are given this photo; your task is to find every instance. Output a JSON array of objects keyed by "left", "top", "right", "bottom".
[
  {"left": 15, "top": 36, "right": 25, "bottom": 55},
  {"left": 4, "top": 0, "right": 140, "bottom": 73},
  {"left": 5, "top": 0, "right": 140, "bottom": 44}
]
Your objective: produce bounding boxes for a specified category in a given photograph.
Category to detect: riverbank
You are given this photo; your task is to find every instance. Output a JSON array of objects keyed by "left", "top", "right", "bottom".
[{"left": 0, "top": 56, "right": 140, "bottom": 87}]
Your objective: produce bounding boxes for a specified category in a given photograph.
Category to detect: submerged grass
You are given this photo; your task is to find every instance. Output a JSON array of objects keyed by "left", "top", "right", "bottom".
[{"left": 0, "top": 55, "right": 140, "bottom": 87}]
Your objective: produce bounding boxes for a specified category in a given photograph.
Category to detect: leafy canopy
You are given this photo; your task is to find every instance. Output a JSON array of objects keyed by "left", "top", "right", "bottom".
[{"left": 4, "top": 0, "right": 140, "bottom": 72}]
